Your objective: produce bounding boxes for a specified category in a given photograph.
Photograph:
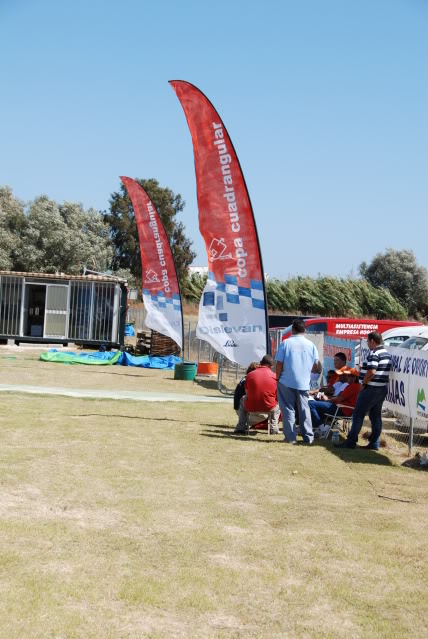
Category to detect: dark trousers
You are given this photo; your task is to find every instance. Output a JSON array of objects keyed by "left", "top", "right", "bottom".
[
  {"left": 347, "top": 385, "right": 387, "bottom": 449},
  {"left": 309, "top": 400, "right": 344, "bottom": 428}
]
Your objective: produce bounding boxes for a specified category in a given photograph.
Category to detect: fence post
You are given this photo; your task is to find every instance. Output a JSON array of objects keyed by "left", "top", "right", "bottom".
[
  {"left": 197, "top": 337, "right": 201, "bottom": 364},
  {"left": 217, "top": 354, "right": 223, "bottom": 391},
  {"left": 187, "top": 321, "right": 191, "bottom": 361},
  {"left": 409, "top": 417, "right": 414, "bottom": 457}
]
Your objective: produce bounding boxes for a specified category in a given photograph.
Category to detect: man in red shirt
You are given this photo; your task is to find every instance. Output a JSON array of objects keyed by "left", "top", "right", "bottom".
[{"left": 234, "top": 355, "right": 280, "bottom": 435}]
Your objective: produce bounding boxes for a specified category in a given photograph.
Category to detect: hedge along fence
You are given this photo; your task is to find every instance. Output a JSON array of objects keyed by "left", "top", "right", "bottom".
[
  {"left": 266, "top": 277, "right": 407, "bottom": 318},
  {"left": 182, "top": 274, "right": 408, "bottom": 320}
]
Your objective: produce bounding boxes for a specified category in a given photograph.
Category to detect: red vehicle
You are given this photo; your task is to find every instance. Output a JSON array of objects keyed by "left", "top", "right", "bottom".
[{"left": 281, "top": 317, "right": 423, "bottom": 340}]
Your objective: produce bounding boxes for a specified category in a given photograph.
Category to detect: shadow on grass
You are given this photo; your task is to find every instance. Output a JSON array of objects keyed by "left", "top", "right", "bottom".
[
  {"left": 320, "top": 440, "right": 393, "bottom": 466},
  {"left": 71, "top": 413, "right": 199, "bottom": 424},
  {"left": 76, "top": 370, "right": 161, "bottom": 378},
  {"left": 402, "top": 458, "right": 428, "bottom": 471},
  {"left": 163, "top": 377, "right": 229, "bottom": 396},
  {"left": 193, "top": 378, "right": 220, "bottom": 391},
  {"left": 201, "top": 423, "right": 236, "bottom": 429},
  {"left": 200, "top": 430, "right": 280, "bottom": 443},
  {"left": 0, "top": 365, "right": 35, "bottom": 370},
  {"left": 200, "top": 431, "right": 397, "bottom": 462}
]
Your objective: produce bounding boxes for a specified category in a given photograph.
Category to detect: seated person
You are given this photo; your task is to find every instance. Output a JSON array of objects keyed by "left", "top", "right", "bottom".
[
  {"left": 233, "top": 361, "right": 259, "bottom": 412},
  {"left": 310, "top": 368, "right": 348, "bottom": 399},
  {"left": 310, "top": 369, "right": 335, "bottom": 397},
  {"left": 309, "top": 367, "right": 361, "bottom": 431},
  {"left": 234, "top": 354, "right": 280, "bottom": 435},
  {"left": 310, "top": 360, "right": 323, "bottom": 390},
  {"left": 325, "top": 352, "right": 347, "bottom": 386}
]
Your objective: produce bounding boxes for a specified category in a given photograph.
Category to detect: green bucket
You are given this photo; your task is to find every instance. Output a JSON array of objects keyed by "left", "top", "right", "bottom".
[{"left": 174, "top": 361, "right": 197, "bottom": 381}]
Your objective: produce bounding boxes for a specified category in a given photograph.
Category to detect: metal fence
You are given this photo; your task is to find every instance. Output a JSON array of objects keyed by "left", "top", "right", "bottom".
[
  {"left": 381, "top": 410, "right": 428, "bottom": 459},
  {"left": 129, "top": 309, "right": 285, "bottom": 362}
]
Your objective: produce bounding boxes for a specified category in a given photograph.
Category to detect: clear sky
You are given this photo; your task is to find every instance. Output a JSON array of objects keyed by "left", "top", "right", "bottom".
[{"left": 1, "top": 0, "right": 427, "bottom": 279}]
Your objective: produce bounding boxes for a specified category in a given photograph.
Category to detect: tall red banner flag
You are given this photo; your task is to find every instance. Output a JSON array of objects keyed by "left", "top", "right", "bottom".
[
  {"left": 120, "top": 177, "right": 183, "bottom": 349},
  {"left": 169, "top": 80, "right": 268, "bottom": 366}
]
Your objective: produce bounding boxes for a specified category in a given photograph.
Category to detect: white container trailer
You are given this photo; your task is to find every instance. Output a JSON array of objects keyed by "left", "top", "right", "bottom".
[{"left": 0, "top": 271, "right": 128, "bottom": 348}]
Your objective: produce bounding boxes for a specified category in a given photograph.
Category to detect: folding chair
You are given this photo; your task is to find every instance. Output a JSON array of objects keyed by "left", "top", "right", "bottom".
[{"left": 323, "top": 404, "right": 354, "bottom": 440}]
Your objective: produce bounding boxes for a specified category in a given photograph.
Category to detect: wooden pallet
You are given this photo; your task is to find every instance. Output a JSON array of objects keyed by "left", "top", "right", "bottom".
[{"left": 136, "top": 330, "right": 151, "bottom": 355}]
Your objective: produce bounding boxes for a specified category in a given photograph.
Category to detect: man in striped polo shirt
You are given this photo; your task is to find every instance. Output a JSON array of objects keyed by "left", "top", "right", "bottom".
[{"left": 335, "top": 332, "right": 392, "bottom": 450}]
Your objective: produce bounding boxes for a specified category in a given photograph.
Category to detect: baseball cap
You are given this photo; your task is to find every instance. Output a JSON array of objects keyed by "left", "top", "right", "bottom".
[
  {"left": 334, "top": 366, "right": 348, "bottom": 375},
  {"left": 336, "top": 366, "right": 359, "bottom": 376},
  {"left": 346, "top": 367, "right": 359, "bottom": 376}
]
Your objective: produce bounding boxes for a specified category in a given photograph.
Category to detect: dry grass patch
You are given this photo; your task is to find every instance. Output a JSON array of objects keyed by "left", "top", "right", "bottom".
[
  {"left": 0, "top": 347, "right": 220, "bottom": 396},
  {"left": 0, "top": 384, "right": 427, "bottom": 637}
]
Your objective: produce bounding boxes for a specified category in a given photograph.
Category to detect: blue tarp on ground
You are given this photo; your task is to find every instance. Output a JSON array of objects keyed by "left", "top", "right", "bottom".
[
  {"left": 41, "top": 349, "right": 180, "bottom": 369},
  {"left": 118, "top": 352, "right": 181, "bottom": 369}
]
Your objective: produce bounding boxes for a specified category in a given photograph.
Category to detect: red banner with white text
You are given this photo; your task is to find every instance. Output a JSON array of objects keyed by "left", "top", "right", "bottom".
[
  {"left": 121, "top": 177, "right": 183, "bottom": 349},
  {"left": 170, "top": 81, "right": 267, "bottom": 366}
]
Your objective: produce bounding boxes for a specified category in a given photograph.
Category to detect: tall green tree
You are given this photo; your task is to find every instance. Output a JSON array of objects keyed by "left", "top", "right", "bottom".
[
  {"left": 0, "top": 186, "right": 26, "bottom": 270},
  {"left": 360, "top": 249, "right": 428, "bottom": 318},
  {"left": 104, "top": 179, "right": 196, "bottom": 285},
  {"left": 2, "top": 190, "right": 113, "bottom": 274}
]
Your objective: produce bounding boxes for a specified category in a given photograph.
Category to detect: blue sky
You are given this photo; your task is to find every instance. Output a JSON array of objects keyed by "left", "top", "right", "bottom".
[{"left": 1, "top": 0, "right": 427, "bottom": 279}]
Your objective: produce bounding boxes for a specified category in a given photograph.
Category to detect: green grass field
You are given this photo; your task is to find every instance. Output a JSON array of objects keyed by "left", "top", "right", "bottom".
[{"left": 0, "top": 350, "right": 427, "bottom": 638}]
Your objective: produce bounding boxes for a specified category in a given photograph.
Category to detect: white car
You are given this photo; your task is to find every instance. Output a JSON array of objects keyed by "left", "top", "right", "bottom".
[
  {"left": 381, "top": 325, "right": 428, "bottom": 348},
  {"left": 354, "top": 324, "right": 427, "bottom": 366},
  {"left": 400, "top": 329, "right": 428, "bottom": 351}
]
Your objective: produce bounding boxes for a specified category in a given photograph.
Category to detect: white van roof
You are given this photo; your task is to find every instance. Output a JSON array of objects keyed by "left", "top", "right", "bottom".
[{"left": 382, "top": 325, "right": 428, "bottom": 340}]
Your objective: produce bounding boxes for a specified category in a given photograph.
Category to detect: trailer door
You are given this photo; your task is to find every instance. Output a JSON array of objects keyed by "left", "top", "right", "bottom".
[{"left": 44, "top": 284, "right": 69, "bottom": 338}]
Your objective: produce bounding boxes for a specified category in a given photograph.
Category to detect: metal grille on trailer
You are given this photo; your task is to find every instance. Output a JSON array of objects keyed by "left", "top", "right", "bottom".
[{"left": 0, "top": 276, "right": 22, "bottom": 336}]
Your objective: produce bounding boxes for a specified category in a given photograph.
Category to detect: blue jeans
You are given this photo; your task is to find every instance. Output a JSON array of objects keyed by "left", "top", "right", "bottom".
[
  {"left": 277, "top": 383, "right": 313, "bottom": 443},
  {"left": 347, "top": 385, "right": 387, "bottom": 449},
  {"left": 309, "top": 400, "right": 344, "bottom": 428}
]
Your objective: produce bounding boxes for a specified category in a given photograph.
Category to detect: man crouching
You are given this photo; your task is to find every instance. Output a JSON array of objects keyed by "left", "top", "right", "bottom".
[{"left": 234, "top": 355, "right": 280, "bottom": 435}]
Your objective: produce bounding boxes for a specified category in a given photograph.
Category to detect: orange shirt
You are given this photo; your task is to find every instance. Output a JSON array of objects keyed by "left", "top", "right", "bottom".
[{"left": 334, "top": 382, "right": 361, "bottom": 416}]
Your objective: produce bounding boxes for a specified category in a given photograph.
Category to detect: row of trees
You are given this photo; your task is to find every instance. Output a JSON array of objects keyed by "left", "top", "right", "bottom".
[
  {"left": 183, "top": 273, "right": 408, "bottom": 319},
  {"left": 0, "top": 181, "right": 196, "bottom": 285},
  {"left": 1, "top": 183, "right": 427, "bottom": 319}
]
